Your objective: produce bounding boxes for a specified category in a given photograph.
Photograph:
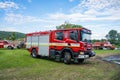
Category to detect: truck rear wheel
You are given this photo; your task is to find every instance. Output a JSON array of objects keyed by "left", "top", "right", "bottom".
[
  {"left": 31, "top": 49, "right": 37, "bottom": 58},
  {"left": 64, "top": 52, "right": 71, "bottom": 64}
]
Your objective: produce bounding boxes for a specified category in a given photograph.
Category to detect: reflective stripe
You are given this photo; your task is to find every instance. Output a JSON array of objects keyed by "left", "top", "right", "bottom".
[
  {"left": 50, "top": 43, "right": 68, "bottom": 46},
  {"left": 70, "top": 43, "right": 80, "bottom": 47},
  {"left": 26, "top": 43, "right": 80, "bottom": 47}
]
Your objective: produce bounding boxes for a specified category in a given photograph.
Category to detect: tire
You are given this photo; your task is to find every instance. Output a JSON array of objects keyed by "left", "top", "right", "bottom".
[
  {"left": 7, "top": 46, "right": 14, "bottom": 50},
  {"left": 64, "top": 51, "right": 71, "bottom": 64},
  {"left": 7, "top": 46, "right": 11, "bottom": 49},
  {"left": 31, "top": 49, "right": 37, "bottom": 58},
  {"left": 17, "top": 46, "right": 20, "bottom": 49}
]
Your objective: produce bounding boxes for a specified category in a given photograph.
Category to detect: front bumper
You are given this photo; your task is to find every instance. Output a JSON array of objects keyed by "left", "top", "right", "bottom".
[
  {"left": 74, "top": 51, "right": 96, "bottom": 59},
  {"left": 78, "top": 55, "right": 89, "bottom": 59}
]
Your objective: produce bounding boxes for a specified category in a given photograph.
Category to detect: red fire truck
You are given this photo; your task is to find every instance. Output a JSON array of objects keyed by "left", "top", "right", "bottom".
[
  {"left": 26, "top": 28, "right": 95, "bottom": 64},
  {"left": 93, "top": 41, "right": 115, "bottom": 50}
]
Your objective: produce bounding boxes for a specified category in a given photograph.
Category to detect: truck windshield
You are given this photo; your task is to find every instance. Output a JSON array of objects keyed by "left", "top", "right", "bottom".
[{"left": 80, "top": 30, "right": 91, "bottom": 43}]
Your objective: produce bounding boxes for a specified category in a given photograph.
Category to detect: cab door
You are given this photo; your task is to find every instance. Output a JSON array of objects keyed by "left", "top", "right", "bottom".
[
  {"left": 65, "top": 30, "right": 80, "bottom": 52},
  {"left": 53, "top": 31, "right": 65, "bottom": 50},
  {"left": 65, "top": 30, "right": 78, "bottom": 43}
]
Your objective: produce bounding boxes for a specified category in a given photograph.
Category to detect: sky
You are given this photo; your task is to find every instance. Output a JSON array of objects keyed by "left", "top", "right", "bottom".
[{"left": 0, "top": 0, "right": 120, "bottom": 39}]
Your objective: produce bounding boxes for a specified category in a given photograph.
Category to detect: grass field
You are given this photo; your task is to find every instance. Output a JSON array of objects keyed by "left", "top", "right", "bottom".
[
  {"left": 0, "top": 49, "right": 120, "bottom": 80},
  {"left": 94, "top": 50, "right": 120, "bottom": 54}
]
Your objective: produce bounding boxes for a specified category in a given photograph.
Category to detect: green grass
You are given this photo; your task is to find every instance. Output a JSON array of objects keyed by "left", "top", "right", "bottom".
[
  {"left": 94, "top": 50, "right": 120, "bottom": 54},
  {"left": 0, "top": 49, "right": 120, "bottom": 80}
]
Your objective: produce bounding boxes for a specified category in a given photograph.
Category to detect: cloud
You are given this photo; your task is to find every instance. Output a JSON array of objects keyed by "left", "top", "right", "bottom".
[
  {"left": 70, "top": 0, "right": 120, "bottom": 21},
  {"left": 48, "top": 12, "right": 96, "bottom": 22},
  {"left": 3, "top": 0, "right": 120, "bottom": 26},
  {"left": 4, "top": 13, "right": 51, "bottom": 25},
  {"left": 46, "top": 0, "right": 120, "bottom": 22},
  {"left": 84, "top": 24, "right": 108, "bottom": 39},
  {"left": 0, "top": 1, "right": 26, "bottom": 13},
  {"left": 4, "top": 13, "right": 65, "bottom": 26},
  {"left": 85, "top": 24, "right": 120, "bottom": 39},
  {"left": 0, "top": 1, "right": 19, "bottom": 10},
  {"left": 48, "top": 12, "right": 120, "bottom": 22},
  {"left": 25, "top": 25, "right": 56, "bottom": 33},
  {"left": 0, "top": 27, "right": 19, "bottom": 32},
  {"left": 71, "top": 0, "right": 120, "bottom": 12}
]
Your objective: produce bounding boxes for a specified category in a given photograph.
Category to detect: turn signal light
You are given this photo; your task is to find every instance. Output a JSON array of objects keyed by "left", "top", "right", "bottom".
[{"left": 80, "top": 52, "right": 84, "bottom": 54}]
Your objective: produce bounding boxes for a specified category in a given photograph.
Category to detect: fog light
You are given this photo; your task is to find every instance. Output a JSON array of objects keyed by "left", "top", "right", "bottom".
[{"left": 80, "top": 52, "right": 84, "bottom": 54}]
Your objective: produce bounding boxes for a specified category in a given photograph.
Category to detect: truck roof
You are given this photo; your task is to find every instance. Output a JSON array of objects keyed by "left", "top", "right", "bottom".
[
  {"left": 53, "top": 28, "right": 91, "bottom": 32},
  {"left": 26, "top": 28, "right": 91, "bottom": 36}
]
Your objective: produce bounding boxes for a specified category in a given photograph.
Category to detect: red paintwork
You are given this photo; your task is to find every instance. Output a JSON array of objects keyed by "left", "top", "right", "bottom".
[
  {"left": 26, "top": 31, "right": 50, "bottom": 36},
  {"left": 26, "top": 28, "right": 92, "bottom": 55},
  {"left": 0, "top": 40, "right": 5, "bottom": 48},
  {"left": 0, "top": 40, "right": 10, "bottom": 48},
  {"left": 28, "top": 47, "right": 38, "bottom": 54},
  {"left": 49, "top": 28, "right": 92, "bottom": 52}
]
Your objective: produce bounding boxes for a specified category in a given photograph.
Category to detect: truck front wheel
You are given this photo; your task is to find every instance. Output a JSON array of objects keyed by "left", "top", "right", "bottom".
[
  {"left": 31, "top": 49, "right": 37, "bottom": 58},
  {"left": 64, "top": 52, "right": 71, "bottom": 64}
]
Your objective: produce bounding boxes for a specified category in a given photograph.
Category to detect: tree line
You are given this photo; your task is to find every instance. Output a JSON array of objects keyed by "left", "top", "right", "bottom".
[{"left": 0, "top": 31, "right": 25, "bottom": 40}]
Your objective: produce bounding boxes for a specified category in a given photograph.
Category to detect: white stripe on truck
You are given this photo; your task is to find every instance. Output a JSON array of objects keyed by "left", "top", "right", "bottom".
[{"left": 26, "top": 43, "right": 80, "bottom": 47}]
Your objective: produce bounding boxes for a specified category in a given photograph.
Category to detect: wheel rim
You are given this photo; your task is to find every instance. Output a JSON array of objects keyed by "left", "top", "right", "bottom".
[
  {"left": 32, "top": 50, "right": 36, "bottom": 57},
  {"left": 64, "top": 52, "right": 71, "bottom": 63}
]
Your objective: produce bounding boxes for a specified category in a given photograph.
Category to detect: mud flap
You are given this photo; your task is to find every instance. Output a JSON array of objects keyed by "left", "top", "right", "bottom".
[
  {"left": 89, "top": 51, "right": 96, "bottom": 57},
  {"left": 55, "top": 55, "right": 61, "bottom": 62}
]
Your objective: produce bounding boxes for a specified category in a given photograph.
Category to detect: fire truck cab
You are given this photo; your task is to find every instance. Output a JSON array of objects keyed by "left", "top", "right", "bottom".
[{"left": 26, "top": 28, "right": 95, "bottom": 64}]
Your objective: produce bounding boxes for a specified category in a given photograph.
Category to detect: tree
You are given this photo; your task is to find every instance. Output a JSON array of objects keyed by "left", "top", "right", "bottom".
[
  {"left": 117, "top": 33, "right": 120, "bottom": 41},
  {"left": 106, "top": 30, "right": 120, "bottom": 46},
  {"left": 56, "top": 22, "right": 83, "bottom": 29},
  {"left": 91, "top": 39, "right": 100, "bottom": 44},
  {"left": 117, "top": 33, "right": 120, "bottom": 46},
  {"left": 11, "top": 32, "right": 16, "bottom": 41},
  {"left": 106, "top": 30, "right": 117, "bottom": 43}
]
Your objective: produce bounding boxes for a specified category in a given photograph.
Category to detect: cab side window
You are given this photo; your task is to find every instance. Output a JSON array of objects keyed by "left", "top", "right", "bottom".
[
  {"left": 70, "top": 31, "right": 76, "bottom": 40},
  {"left": 70, "top": 31, "right": 78, "bottom": 41},
  {"left": 56, "top": 32, "right": 63, "bottom": 40}
]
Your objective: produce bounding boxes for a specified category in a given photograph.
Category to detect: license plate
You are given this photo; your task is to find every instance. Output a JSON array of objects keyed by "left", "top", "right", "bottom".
[{"left": 78, "top": 55, "right": 89, "bottom": 59}]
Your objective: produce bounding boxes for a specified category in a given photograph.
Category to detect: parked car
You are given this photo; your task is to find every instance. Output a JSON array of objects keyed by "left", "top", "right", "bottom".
[{"left": 0, "top": 40, "right": 15, "bottom": 49}]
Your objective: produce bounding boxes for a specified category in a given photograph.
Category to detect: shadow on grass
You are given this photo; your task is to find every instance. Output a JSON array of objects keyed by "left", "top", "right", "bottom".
[
  {"left": 0, "top": 51, "right": 4, "bottom": 54},
  {"left": 0, "top": 48, "right": 8, "bottom": 50},
  {"left": 33, "top": 56, "right": 95, "bottom": 65}
]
